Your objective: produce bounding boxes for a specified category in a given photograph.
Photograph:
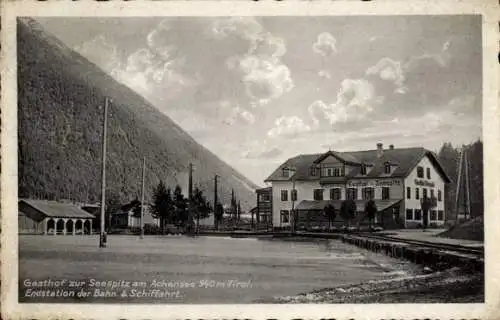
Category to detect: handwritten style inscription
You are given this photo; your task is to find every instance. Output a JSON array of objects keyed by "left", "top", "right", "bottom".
[{"left": 22, "top": 278, "right": 254, "bottom": 300}]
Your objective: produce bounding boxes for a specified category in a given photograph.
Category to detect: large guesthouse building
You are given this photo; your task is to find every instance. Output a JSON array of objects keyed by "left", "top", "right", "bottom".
[{"left": 264, "top": 143, "right": 450, "bottom": 229}]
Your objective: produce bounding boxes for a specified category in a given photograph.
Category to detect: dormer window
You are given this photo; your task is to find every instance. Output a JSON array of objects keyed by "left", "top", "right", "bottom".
[
  {"left": 282, "top": 167, "right": 296, "bottom": 178},
  {"left": 360, "top": 164, "right": 367, "bottom": 175},
  {"left": 282, "top": 168, "right": 289, "bottom": 177},
  {"left": 384, "top": 162, "right": 392, "bottom": 174}
]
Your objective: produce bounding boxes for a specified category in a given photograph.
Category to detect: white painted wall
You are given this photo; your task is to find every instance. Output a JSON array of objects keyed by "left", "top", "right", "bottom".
[{"left": 403, "top": 155, "right": 446, "bottom": 226}]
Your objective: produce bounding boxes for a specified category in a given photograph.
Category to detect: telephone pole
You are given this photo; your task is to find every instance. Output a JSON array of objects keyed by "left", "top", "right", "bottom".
[
  {"left": 188, "top": 163, "right": 194, "bottom": 234},
  {"left": 214, "top": 174, "right": 219, "bottom": 229},
  {"left": 140, "top": 157, "right": 146, "bottom": 239},
  {"left": 464, "top": 148, "right": 471, "bottom": 220},
  {"left": 99, "top": 97, "right": 109, "bottom": 248}
]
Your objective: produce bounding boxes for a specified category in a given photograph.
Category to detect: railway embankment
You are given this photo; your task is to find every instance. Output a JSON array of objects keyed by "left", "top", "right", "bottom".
[{"left": 341, "top": 234, "right": 483, "bottom": 273}]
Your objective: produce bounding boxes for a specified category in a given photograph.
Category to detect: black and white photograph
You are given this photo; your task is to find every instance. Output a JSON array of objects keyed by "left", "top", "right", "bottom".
[{"left": 1, "top": 1, "right": 499, "bottom": 319}]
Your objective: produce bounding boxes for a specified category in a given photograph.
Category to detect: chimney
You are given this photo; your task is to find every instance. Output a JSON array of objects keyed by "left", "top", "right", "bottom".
[
  {"left": 389, "top": 144, "right": 394, "bottom": 150},
  {"left": 376, "top": 143, "right": 383, "bottom": 158}
]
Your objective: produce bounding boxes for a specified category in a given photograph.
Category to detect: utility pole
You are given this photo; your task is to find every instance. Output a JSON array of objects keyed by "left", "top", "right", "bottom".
[
  {"left": 464, "top": 147, "right": 471, "bottom": 220},
  {"left": 99, "top": 97, "right": 109, "bottom": 248},
  {"left": 455, "top": 147, "right": 464, "bottom": 223},
  {"left": 140, "top": 157, "right": 146, "bottom": 239},
  {"left": 214, "top": 174, "right": 219, "bottom": 229},
  {"left": 188, "top": 163, "right": 193, "bottom": 235}
]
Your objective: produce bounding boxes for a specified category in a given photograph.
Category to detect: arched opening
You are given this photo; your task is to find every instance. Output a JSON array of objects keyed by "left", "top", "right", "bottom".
[
  {"left": 46, "top": 219, "right": 55, "bottom": 234},
  {"left": 66, "top": 220, "right": 74, "bottom": 234},
  {"left": 75, "top": 220, "right": 83, "bottom": 235},
  {"left": 84, "top": 220, "right": 91, "bottom": 235},
  {"left": 56, "top": 219, "right": 65, "bottom": 235}
]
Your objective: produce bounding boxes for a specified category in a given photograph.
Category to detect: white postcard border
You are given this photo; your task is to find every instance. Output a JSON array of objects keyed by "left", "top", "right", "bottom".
[{"left": 1, "top": 1, "right": 498, "bottom": 319}]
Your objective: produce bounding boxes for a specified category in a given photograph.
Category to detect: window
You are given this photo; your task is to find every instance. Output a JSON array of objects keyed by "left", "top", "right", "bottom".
[
  {"left": 384, "top": 163, "right": 391, "bottom": 174},
  {"left": 414, "top": 209, "right": 422, "bottom": 221},
  {"left": 438, "top": 190, "right": 442, "bottom": 201},
  {"left": 360, "top": 165, "right": 367, "bottom": 175},
  {"left": 430, "top": 210, "right": 437, "bottom": 220},
  {"left": 406, "top": 187, "right": 411, "bottom": 199},
  {"left": 430, "top": 189, "right": 435, "bottom": 199},
  {"left": 310, "top": 167, "right": 318, "bottom": 176},
  {"left": 322, "top": 167, "right": 342, "bottom": 177},
  {"left": 426, "top": 168, "right": 431, "bottom": 179},
  {"left": 438, "top": 210, "right": 444, "bottom": 221},
  {"left": 326, "top": 168, "right": 334, "bottom": 177},
  {"left": 313, "top": 189, "right": 324, "bottom": 200},
  {"left": 282, "top": 168, "right": 289, "bottom": 177},
  {"left": 346, "top": 188, "right": 358, "bottom": 200},
  {"left": 406, "top": 209, "right": 413, "bottom": 221},
  {"left": 280, "top": 210, "right": 290, "bottom": 224},
  {"left": 382, "top": 187, "right": 390, "bottom": 200},
  {"left": 422, "top": 188, "right": 428, "bottom": 199},
  {"left": 415, "top": 188, "right": 420, "bottom": 200},
  {"left": 417, "top": 166, "right": 424, "bottom": 178},
  {"left": 259, "top": 194, "right": 270, "bottom": 202},
  {"left": 291, "top": 189, "right": 298, "bottom": 201},
  {"left": 330, "top": 188, "right": 341, "bottom": 200},
  {"left": 362, "top": 187, "right": 374, "bottom": 200},
  {"left": 281, "top": 190, "right": 288, "bottom": 201}
]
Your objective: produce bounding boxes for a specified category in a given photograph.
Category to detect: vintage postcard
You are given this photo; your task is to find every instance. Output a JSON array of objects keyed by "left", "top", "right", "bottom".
[{"left": 1, "top": 0, "right": 499, "bottom": 319}]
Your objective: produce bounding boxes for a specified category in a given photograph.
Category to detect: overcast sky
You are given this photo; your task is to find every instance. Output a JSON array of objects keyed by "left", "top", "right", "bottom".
[{"left": 36, "top": 16, "right": 482, "bottom": 186}]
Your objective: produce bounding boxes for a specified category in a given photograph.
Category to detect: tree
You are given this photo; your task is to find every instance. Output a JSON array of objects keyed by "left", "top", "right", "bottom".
[
  {"left": 173, "top": 185, "right": 189, "bottom": 229},
  {"left": 152, "top": 181, "right": 173, "bottom": 234},
  {"left": 340, "top": 199, "right": 357, "bottom": 229},
  {"left": 105, "top": 191, "right": 121, "bottom": 232},
  {"left": 214, "top": 202, "right": 224, "bottom": 230},
  {"left": 438, "top": 142, "right": 460, "bottom": 219},
  {"left": 364, "top": 199, "right": 378, "bottom": 231},
  {"left": 323, "top": 204, "right": 337, "bottom": 230},
  {"left": 230, "top": 189, "right": 237, "bottom": 220},
  {"left": 237, "top": 201, "right": 241, "bottom": 221},
  {"left": 192, "top": 187, "right": 211, "bottom": 232},
  {"left": 420, "top": 195, "right": 437, "bottom": 230}
]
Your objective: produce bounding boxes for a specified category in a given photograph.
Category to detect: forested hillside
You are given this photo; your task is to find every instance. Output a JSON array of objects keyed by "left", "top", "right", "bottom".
[
  {"left": 437, "top": 140, "right": 483, "bottom": 220},
  {"left": 17, "top": 18, "right": 257, "bottom": 209}
]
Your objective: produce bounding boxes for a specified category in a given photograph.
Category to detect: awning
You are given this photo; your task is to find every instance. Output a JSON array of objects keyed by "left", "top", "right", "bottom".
[{"left": 295, "top": 199, "right": 402, "bottom": 212}]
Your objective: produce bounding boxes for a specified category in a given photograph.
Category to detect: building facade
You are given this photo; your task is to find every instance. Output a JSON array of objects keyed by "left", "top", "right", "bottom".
[
  {"left": 255, "top": 187, "right": 272, "bottom": 224},
  {"left": 264, "top": 144, "right": 450, "bottom": 229},
  {"left": 111, "top": 201, "right": 159, "bottom": 229}
]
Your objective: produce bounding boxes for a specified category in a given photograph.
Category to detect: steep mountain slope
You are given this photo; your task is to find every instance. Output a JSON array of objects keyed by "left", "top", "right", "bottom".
[{"left": 17, "top": 18, "right": 257, "bottom": 210}]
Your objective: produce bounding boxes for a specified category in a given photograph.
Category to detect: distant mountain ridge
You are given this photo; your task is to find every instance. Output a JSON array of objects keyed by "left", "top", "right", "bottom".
[{"left": 17, "top": 17, "right": 258, "bottom": 210}]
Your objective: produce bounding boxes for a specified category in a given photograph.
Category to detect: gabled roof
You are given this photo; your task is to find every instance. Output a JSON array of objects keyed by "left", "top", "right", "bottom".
[
  {"left": 19, "top": 199, "right": 95, "bottom": 219},
  {"left": 312, "top": 150, "right": 361, "bottom": 165},
  {"left": 264, "top": 147, "right": 451, "bottom": 183}
]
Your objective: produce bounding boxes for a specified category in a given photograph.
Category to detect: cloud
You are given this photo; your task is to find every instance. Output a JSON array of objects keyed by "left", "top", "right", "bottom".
[
  {"left": 405, "top": 40, "right": 452, "bottom": 70},
  {"left": 308, "top": 78, "right": 383, "bottom": 131},
  {"left": 214, "top": 17, "right": 293, "bottom": 105},
  {"left": 318, "top": 70, "right": 332, "bottom": 79},
  {"left": 74, "top": 34, "right": 121, "bottom": 73},
  {"left": 238, "top": 56, "right": 293, "bottom": 105},
  {"left": 366, "top": 57, "right": 407, "bottom": 94},
  {"left": 219, "top": 100, "right": 255, "bottom": 126},
  {"left": 313, "top": 32, "right": 337, "bottom": 56},
  {"left": 241, "top": 140, "right": 283, "bottom": 159},
  {"left": 267, "top": 116, "right": 311, "bottom": 138}
]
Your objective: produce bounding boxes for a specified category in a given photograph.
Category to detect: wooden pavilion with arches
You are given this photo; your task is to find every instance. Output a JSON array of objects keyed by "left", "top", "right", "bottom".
[{"left": 19, "top": 199, "right": 95, "bottom": 235}]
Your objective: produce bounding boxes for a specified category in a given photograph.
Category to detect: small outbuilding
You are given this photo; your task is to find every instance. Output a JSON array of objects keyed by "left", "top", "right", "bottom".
[{"left": 19, "top": 199, "right": 95, "bottom": 235}]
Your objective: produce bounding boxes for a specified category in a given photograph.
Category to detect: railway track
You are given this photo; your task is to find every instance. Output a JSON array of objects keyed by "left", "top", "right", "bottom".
[{"left": 355, "top": 233, "right": 484, "bottom": 257}]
